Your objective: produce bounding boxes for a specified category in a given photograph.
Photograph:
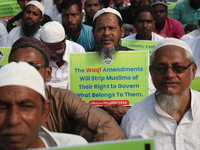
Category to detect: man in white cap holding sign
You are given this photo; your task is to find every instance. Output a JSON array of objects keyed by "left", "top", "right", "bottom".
[
  {"left": 0, "top": 62, "right": 87, "bottom": 150},
  {"left": 40, "top": 21, "right": 85, "bottom": 89},
  {"left": 6, "top": 1, "right": 45, "bottom": 47},
  {"left": 121, "top": 38, "right": 200, "bottom": 149}
]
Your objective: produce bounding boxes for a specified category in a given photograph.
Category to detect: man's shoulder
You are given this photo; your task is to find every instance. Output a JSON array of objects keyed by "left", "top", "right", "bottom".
[
  {"left": 166, "top": 17, "right": 182, "bottom": 25},
  {"left": 123, "top": 33, "right": 137, "bottom": 39},
  {"left": 82, "top": 24, "right": 92, "bottom": 30},
  {"left": 66, "top": 40, "right": 85, "bottom": 52},
  {"left": 119, "top": 6, "right": 131, "bottom": 12},
  {"left": 152, "top": 32, "right": 165, "bottom": 41}
]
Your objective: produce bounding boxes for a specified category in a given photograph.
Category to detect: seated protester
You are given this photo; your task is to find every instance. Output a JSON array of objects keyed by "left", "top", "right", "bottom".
[
  {"left": 7, "top": 0, "right": 51, "bottom": 33},
  {"left": 118, "top": 0, "right": 144, "bottom": 37},
  {"left": 40, "top": 21, "right": 85, "bottom": 89},
  {"left": 0, "top": 22, "right": 8, "bottom": 47},
  {"left": 61, "top": 0, "right": 96, "bottom": 51},
  {"left": 9, "top": 37, "right": 124, "bottom": 142},
  {"left": 0, "top": 62, "right": 87, "bottom": 150},
  {"left": 150, "top": 0, "right": 185, "bottom": 38},
  {"left": 110, "top": 0, "right": 130, "bottom": 10},
  {"left": 124, "top": 5, "right": 164, "bottom": 41},
  {"left": 84, "top": 0, "right": 103, "bottom": 26},
  {"left": 6, "top": 1, "right": 45, "bottom": 47},
  {"left": 121, "top": 38, "right": 199, "bottom": 149},
  {"left": 45, "top": 0, "right": 62, "bottom": 20},
  {"left": 172, "top": 0, "right": 200, "bottom": 33}
]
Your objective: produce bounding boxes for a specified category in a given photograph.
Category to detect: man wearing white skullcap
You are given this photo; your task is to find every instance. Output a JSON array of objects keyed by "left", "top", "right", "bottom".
[
  {"left": 40, "top": 21, "right": 85, "bottom": 89},
  {"left": 121, "top": 38, "right": 200, "bottom": 150},
  {"left": 5, "top": 1, "right": 50, "bottom": 47},
  {"left": 0, "top": 61, "right": 87, "bottom": 150}
]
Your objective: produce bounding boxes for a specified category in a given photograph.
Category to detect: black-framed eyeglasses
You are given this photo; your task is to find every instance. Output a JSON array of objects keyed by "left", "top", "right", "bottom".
[
  {"left": 151, "top": 62, "right": 194, "bottom": 75},
  {"left": 14, "top": 61, "right": 46, "bottom": 70}
]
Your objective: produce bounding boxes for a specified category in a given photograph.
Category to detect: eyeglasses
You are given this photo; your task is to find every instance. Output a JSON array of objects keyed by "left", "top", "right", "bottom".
[
  {"left": 151, "top": 62, "right": 194, "bottom": 75},
  {"left": 14, "top": 61, "right": 46, "bottom": 70}
]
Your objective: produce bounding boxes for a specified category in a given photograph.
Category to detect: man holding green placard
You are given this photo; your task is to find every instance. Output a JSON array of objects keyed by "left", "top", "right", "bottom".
[{"left": 121, "top": 38, "right": 200, "bottom": 149}]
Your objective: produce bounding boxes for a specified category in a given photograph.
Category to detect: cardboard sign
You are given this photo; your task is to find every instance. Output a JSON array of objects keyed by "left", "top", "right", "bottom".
[{"left": 69, "top": 51, "right": 149, "bottom": 106}]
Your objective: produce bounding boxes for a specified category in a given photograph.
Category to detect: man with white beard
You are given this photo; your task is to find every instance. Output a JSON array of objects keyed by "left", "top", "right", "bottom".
[{"left": 121, "top": 38, "right": 200, "bottom": 150}]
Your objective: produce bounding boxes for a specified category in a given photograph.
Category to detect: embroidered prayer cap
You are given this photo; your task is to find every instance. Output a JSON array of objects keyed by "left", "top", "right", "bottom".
[
  {"left": 150, "top": 0, "right": 168, "bottom": 7},
  {"left": 25, "top": 0, "right": 45, "bottom": 16},
  {"left": 40, "top": 21, "right": 65, "bottom": 43},
  {"left": 9, "top": 37, "right": 50, "bottom": 64},
  {"left": 152, "top": 38, "right": 193, "bottom": 56},
  {"left": 93, "top": 7, "right": 122, "bottom": 21},
  {"left": 0, "top": 62, "right": 46, "bottom": 100}
]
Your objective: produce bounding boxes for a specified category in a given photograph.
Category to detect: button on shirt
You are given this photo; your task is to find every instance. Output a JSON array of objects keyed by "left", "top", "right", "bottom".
[
  {"left": 47, "top": 40, "right": 85, "bottom": 89},
  {"left": 121, "top": 90, "right": 200, "bottom": 150}
]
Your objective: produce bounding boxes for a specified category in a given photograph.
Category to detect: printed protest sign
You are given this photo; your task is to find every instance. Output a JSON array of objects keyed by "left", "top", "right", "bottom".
[
  {"left": 38, "top": 138, "right": 155, "bottom": 150},
  {"left": 69, "top": 51, "right": 149, "bottom": 106},
  {"left": 0, "top": 0, "right": 21, "bottom": 20},
  {"left": 120, "top": 39, "right": 158, "bottom": 55},
  {"left": 0, "top": 48, "right": 11, "bottom": 68}
]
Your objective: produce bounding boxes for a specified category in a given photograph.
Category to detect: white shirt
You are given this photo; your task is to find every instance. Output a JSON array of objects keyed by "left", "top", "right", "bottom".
[
  {"left": 39, "top": 126, "right": 87, "bottom": 147},
  {"left": 121, "top": 90, "right": 200, "bottom": 150},
  {"left": 181, "top": 29, "right": 200, "bottom": 40},
  {"left": 5, "top": 26, "right": 41, "bottom": 47},
  {"left": 0, "top": 22, "right": 8, "bottom": 47},
  {"left": 41, "top": 0, "right": 54, "bottom": 11},
  {"left": 185, "top": 36, "right": 200, "bottom": 76},
  {"left": 47, "top": 40, "right": 85, "bottom": 89},
  {"left": 124, "top": 32, "right": 164, "bottom": 41},
  {"left": 45, "top": 5, "right": 60, "bottom": 21}
]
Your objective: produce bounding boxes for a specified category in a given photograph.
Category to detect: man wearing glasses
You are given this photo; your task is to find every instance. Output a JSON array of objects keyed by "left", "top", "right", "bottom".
[
  {"left": 121, "top": 38, "right": 200, "bottom": 149},
  {"left": 40, "top": 21, "right": 85, "bottom": 89}
]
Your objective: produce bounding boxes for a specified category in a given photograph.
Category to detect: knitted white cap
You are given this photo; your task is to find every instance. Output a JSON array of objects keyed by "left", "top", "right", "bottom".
[
  {"left": 0, "top": 62, "right": 46, "bottom": 100},
  {"left": 93, "top": 7, "right": 122, "bottom": 21},
  {"left": 152, "top": 38, "right": 193, "bottom": 56},
  {"left": 40, "top": 21, "right": 65, "bottom": 43},
  {"left": 25, "top": 1, "right": 45, "bottom": 16}
]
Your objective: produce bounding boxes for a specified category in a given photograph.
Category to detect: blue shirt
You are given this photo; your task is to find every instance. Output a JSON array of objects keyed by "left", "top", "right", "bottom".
[{"left": 67, "top": 24, "right": 96, "bottom": 51}]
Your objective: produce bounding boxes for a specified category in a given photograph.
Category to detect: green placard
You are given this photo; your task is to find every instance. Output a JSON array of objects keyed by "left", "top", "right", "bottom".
[
  {"left": 190, "top": 77, "right": 200, "bottom": 92},
  {"left": 0, "top": 0, "right": 21, "bottom": 20},
  {"left": 39, "top": 139, "right": 155, "bottom": 150},
  {"left": 0, "top": 48, "right": 11, "bottom": 68},
  {"left": 69, "top": 51, "right": 149, "bottom": 106},
  {"left": 120, "top": 39, "right": 158, "bottom": 55}
]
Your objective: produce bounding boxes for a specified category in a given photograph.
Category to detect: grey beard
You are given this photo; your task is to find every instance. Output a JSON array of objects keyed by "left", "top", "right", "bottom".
[
  {"left": 98, "top": 46, "right": 116, "bottom": 59},
  {"left": 156, "top": 90, "right": 188, "bottom": 116},
  {"left": 51, "top": 51, "right": 64, "bottom": 62}
]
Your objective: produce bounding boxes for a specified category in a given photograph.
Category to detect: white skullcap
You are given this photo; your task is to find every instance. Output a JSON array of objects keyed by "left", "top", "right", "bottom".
[
  {"left": 152, "top": 38, "right": 193, "bottom": 56},
  {"left": 0, "top": 62, "right": 46, "bottom": 100},
  {"left": 25, "top": 1, "right": 44, "bottom": 16},
  {"left": 93, "top": 7, "right": 122, "bottom": 21},
  {"left": 40, "top": 21, "right": 65, "bottom": 43}
]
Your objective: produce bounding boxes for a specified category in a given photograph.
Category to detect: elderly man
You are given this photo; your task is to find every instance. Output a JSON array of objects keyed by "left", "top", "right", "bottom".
[
  {"left": 84, "top": 0, "right": 103, "bottom": 26},
  {"left": 0, "top": 62, "right": 87, "bottom": 149},
  {"left": 8, "top": 37, "right": 124, "bottom": 142},
  {"left": 124, "top": 5, "right": 164, "bottom": 41},
  {"left": 150, "top": 0, "right": 185, "bottom": 38},
  {"left": 61, "top": 0, "right": 96, "bottom": 51},
  {"left": 6, "top": 0, "right": 51, "bottom": 33},
  {"left": 121, "top": 38, "right": 199, "bottom": 149},
  {"left": 6, "top": 1, "right": 45, "bottom": 47},
  {"left": 40, "top": 21, "right": 85, "bottom": 89}
]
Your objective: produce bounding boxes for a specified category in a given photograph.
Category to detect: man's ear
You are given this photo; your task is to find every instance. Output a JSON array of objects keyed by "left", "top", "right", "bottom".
[
  {"left": 45, "top": 67, "right": 52, "bottom": 82},
  {"left": 40, "top": 15, "right": 44, "bottom": 22},
  {"left": 42, "top": 100, "right": 51, "bottom": 124},
  {"left": 120, "top": 26, "right": 125, "bottom": 38},
  {"left": 191, "top": 63, "right": 197, "bottom": 80},
  {"left": 80, "top": 12, "right": 84, "bottom": 21},
  {"left": 149, "top": 65, "right": 153, "bottom": 76}
]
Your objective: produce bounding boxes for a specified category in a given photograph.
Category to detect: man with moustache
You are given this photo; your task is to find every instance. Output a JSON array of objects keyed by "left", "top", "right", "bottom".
[
  {"left": 6, "top": 1, "right": 45, "bottom": 47},
  {"left": 84, "top": 0, "right": 103, "bottom": 26},
  {"left": 61, "top": 0, "right": 96, "bottom": 51},
  {"left": 40, "top": 21, "right": 85, "bottom": 89},
  {"left": 7, "top": 0, "right": 51, "bottom": 33},
  {"left": 121, "top": 38, "right": 200, "bottom": 149},
  {"left": 0, "top": 62, "right": 87, "bottom": 150},
  {"left": 124, "top": 5, "right": 164, "bottom": 41}
]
